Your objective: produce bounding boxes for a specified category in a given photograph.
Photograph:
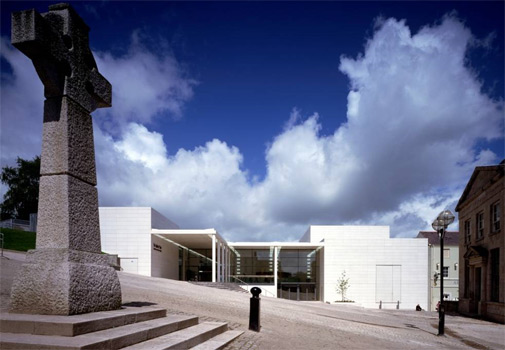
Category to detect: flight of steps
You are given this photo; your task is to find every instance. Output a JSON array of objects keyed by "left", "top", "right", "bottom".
[
  {"left": 0, "top": 305, "right": 243, "bottom": 349},
  {"left": 189, "top": 282, "right": 249, "bottom": 294}
]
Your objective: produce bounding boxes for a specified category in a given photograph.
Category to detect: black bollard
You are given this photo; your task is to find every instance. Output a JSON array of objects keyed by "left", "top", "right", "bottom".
[
  {"left": 438, "top": 303, "right": 445, "bottom": 335},
  {"left": 249, "top": 287, "right": 262, "bottom": 332}
]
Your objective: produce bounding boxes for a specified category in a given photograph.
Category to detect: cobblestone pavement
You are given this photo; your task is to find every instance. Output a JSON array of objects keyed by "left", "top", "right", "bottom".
[
  {"left": 2, "top": 251, "right": 504, "bottom": 349},
  {"left": 221, "top": 330, "right": 261, "bottom": 350}
]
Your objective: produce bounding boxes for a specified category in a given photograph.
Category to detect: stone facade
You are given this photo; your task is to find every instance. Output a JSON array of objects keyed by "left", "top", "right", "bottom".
[{"left": 456, "top": 160, "right": 504, "bottom": 323}]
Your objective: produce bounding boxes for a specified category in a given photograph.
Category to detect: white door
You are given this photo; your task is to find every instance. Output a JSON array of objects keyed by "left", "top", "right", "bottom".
[
  {"left": 376, "top": 265, "right": 401, "bottom": 303},
  {"left": 120, "top": 258, "right": 138, "bottom": 274}
]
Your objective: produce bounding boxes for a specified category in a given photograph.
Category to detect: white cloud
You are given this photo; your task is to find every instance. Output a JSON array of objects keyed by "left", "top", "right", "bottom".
[
  {"left": 1, "top": 15, "right": 503, "bottom": 241},
  {"left": 94, "top": 30, "right": 197, "bottom": 132},
  {"left": 333, "top": 16, "right": 502, "bottom": 221},
  {"left": 113, "top": 123, "right": 168, "bottom": 173},
  {"left": 95, "top": 124, "right": 256, "bottom": 238}
]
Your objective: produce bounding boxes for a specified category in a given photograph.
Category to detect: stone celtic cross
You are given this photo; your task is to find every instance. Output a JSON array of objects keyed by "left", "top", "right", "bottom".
[{"left": 10, "top": 3, "right": 121, "bottom": 315}]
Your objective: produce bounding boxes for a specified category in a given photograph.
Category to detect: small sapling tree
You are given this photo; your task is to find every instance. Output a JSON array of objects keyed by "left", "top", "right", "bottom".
[{"left": 336, "top": 270, "right": 350, "bottom": 302}]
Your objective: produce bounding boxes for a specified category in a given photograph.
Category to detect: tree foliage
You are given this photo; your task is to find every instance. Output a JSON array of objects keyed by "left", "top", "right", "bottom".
[
  {"left": 336, "top": 270, "right": 350, "bottom": 302},
  {"left": 0, "top": 156, "right": 40, "bottom": 220}
]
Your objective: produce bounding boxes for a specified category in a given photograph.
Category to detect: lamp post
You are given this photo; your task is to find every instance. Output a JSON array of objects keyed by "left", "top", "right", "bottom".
[{"left": 432, "top": 209, "right": 455, "bottom": 336}]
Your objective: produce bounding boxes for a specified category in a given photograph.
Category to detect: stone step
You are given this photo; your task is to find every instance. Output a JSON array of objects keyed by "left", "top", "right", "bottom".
[
  {"left": 0, "top": 306, "right": 167, "bottom": 336},
  {"left": 0, "top": 314, "right": 198, "bottom": 350},
  {"left": 122, "top": 321, "right": 228, "bottom": 350},
  {"left": 190, "top": 330, "right": 244, "bottom": 350},
  {"left": 189, "top": 282, "right": 248, "bottom": 294}
]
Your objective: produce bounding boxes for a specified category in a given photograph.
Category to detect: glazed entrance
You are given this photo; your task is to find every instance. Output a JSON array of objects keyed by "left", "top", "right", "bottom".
[
  {"left": 278, "top": 282, "right": 317, "bottom": 301},
  {"left": 277, "top": 249, "right": 320, "bottom": 301}
]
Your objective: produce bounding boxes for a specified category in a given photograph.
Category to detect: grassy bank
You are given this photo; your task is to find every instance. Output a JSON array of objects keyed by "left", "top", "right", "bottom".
[{"left": 0, "top": 228, "right": 35, "bottom": 251}]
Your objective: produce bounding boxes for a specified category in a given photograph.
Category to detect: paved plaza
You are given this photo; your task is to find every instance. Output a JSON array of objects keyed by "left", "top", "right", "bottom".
[{"left": 1, "top": 250, "right": 503, "bottom": 349}]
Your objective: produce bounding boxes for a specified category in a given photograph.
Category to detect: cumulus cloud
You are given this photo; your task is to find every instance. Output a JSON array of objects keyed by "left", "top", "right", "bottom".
[
  {"left": 95, "top": 125, "right": 255, "bottom": 233},
  {"left": 94, "top": 30, "right": 197, "bottom": 131},
  {"left": 113, "top": 124, "right": 169, "bottom": 173},
  {"left": 1, "top": 15, "right": 503, "bottom": 241},
  {"left": 254, "top": 16, "right": 502, "bottom": 237},
  {"left": 94, "top": 15, "right": 501, "bottom": 241},
  {"left": 0, "top": 36, "right": 43, "bottom": 167},
  {"left": 334, "top": 16, "right": 502, "bottom": 221}
]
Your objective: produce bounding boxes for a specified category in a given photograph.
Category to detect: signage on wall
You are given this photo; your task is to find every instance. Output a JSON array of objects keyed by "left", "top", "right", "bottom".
[{"left": 153, "top": 243, "right": 162, "bottom": 252}]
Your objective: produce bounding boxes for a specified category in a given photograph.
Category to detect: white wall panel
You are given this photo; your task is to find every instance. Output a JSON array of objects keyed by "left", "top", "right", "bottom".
[
  {"left": 100, "top": 207, "right": 181, "bottom": 278},
  {"left": 100, "top": 207, "right": 152, "bottom": 276},
  {"left": 151, "top": 235, "right": 179, "bottom": 279},
  {"left": 311, "top": 225, "right": 427, "bottom": 310}
]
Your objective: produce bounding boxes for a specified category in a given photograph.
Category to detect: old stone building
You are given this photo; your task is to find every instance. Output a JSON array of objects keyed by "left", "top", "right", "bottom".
[{"left": 456, "top": 160, "right": 504, "bottom": 323}]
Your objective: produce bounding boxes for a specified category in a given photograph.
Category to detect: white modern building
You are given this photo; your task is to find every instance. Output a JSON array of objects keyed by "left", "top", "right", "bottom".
[
  {"left": 100, "top": 207, "right": 179, "bottom": 276},
  {"left": 100, "top": 207, "right": 428, "bottom": 310}
]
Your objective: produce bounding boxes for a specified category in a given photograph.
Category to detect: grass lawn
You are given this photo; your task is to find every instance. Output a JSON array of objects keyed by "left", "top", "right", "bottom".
[{"left": 0, "top": 227, "right": 35, "bottom": 251}]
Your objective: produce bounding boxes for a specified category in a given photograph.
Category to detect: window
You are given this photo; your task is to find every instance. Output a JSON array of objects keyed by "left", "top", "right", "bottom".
[
  {"left": 476, "top": 212, "right": 484, "bottom": 239},
  {"left": 464, "top": 219, "right": 471, "bottom": 244},
  {"left": 444, "top": 249, "right": 450, "bottom": 259},
  {"left": 277, "top": 249, "right": 319, "bottom": 283},
  {"left": 491, "top": 202, "right": 501, "bottom": 233},
  {"left": 180, "top": 248, "right": 213, "bottom": 282},
  {"left": 442, "top": 266, "right": 449, "bottom": 278},
  {"left": 490, "top": 249, "right": 500, "bottom": 302},
  {"left": 235, "top": 249, "right": 274, "bottom": 284}
]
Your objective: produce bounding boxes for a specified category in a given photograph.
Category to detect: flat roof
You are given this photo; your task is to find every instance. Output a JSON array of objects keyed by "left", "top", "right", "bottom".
[
  {"left": 153, "top": 229, "right": 217, "bottom": 234},
  {"left": 152, "top": 229, "right": 227, "bottom": 249},
  {"left": 152, "top": 229, "right": 324, "bottom": 250}
]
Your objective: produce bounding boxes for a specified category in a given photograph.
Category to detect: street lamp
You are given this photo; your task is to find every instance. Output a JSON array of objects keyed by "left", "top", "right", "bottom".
[{"left": 432, "top": 209, "right": 455, "bottom": 336}]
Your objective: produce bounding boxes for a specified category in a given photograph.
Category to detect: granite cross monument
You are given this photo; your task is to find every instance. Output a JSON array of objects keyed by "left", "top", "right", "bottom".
[{"left": 9, "top": 3, "right": 122, "bottom": 315}]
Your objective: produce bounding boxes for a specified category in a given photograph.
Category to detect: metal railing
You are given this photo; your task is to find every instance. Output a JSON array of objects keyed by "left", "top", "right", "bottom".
[
  {"left": 229, "top": 275, "right": 277, "bottom": 298},
  {"left": 0, "top": 219, "right": 31, "bottom": 231}
]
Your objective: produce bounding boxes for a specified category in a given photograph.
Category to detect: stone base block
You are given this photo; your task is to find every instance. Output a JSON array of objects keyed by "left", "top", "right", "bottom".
[
  {"left": 37, "top": 175, "right": 101, "bottom": 252},
  {"left": 10, "top": 249, "right": 122, "bottom": 315}
]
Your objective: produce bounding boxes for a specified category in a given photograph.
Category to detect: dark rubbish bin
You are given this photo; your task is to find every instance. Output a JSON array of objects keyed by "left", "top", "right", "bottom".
[{"left": 249, "top": 287, "right": 262, "bottom": 332}]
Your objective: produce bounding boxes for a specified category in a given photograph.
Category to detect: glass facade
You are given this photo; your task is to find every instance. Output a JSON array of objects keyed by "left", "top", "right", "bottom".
[
  {"left": 233, "top": 248, "right": 274, "bottom": 284},
  {"left": 231, "top": 247, "right": 321, "bottom": 300},
  {"left": 178, "top": 247, "right": 213, "bottom": 282},
  {"left": 173, "top": 241, "right": 321, "bottom": 300},
  {"left": 277, "top": 248, "right": 320, "bottom": 300},
  {"left": 277, "top": 249, "right": 319, "bottom": 283},
  {"left": 278, "top": 283, "right": 318, "bottom": 301}
]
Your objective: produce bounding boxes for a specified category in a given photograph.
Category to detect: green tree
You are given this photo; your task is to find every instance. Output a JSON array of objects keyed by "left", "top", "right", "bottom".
[
  {"left": 336, "top": 270, "right": 350, "bottom": 302},
  {"left": 0, "top": 156, "right": 40, "bottom": 220}
]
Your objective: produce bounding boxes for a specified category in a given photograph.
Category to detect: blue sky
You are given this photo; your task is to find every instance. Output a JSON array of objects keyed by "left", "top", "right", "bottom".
[{"left": 1, "top": 1, "right": 504, "bottom": 241}]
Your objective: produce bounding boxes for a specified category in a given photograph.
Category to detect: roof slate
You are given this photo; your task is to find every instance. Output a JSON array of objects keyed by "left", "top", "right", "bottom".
[{"left": 416, "top": 231, "right": 459, "bottom": 246}]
